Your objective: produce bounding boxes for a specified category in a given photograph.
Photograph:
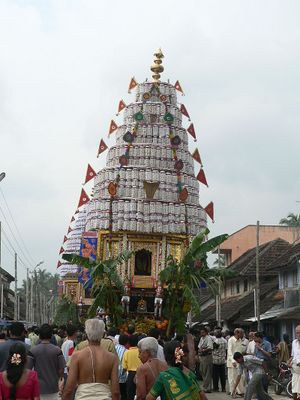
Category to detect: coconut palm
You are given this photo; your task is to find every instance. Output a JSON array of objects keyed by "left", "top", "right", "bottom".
[
  {"left": 160, "top": 228, "right": 229, "bottom": 337},
  {"left": 279, "top": 213, "right": 300, "bottom": 227},
  {"left": 62, "top": 250, "right": 132, "bottom": 327}
]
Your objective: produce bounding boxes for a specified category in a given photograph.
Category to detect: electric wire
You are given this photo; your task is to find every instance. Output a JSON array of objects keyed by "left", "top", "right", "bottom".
[{"left": 2, "top": 228, "right": 29, "bottom": 272}]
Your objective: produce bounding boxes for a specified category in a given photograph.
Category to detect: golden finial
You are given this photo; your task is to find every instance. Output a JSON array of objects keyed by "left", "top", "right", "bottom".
[{"left": 151, "top": 48, "right": 164, "bottom": 82}]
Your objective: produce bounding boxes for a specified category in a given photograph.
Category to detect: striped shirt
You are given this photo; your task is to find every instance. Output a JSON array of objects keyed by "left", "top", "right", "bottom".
[{"left": 115, "top": 344, "right": 127, "bottom": 383}]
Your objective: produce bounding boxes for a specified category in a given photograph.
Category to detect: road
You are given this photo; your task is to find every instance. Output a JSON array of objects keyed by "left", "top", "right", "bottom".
[{"left": 206, "top": 391, "right": 289, "bottom": 400}]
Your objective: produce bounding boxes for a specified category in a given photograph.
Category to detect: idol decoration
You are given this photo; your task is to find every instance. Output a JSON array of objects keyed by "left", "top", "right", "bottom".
[
  {"left": 154, "top": 284, "right": 163, "bottom": 319},
  {"left": 121, "top": 280, "right": 131, "bottom": 316}
]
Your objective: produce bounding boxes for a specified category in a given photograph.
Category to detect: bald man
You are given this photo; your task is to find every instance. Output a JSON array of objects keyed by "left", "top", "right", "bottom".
[{"left": 290, "top": 325, "right": 300, "bottom": 400}]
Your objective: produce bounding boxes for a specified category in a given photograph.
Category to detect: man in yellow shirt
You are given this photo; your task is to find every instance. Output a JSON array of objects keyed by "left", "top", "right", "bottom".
[{"left": 122, "top": 335, "right": 141, "bottom": 400}]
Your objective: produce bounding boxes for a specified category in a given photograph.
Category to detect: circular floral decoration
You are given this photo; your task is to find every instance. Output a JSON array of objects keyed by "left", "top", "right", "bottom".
[
  {"left": 171, "top": 135, "right": 181, "bottom": 146},
  {"left": 134, "top": 112, "right": 144, "bottom": 122},
  {"left": 179, "top": 187, "right": 188, "bottom": 202},
  {"left": 123, "top": 131, "right": 134, "bottom": 143},
  {"left": 160, "top": 94, "right": 168, "bottom": 102},
  {"left": 143, "top": 92, "right": 151, "bottom": 100},
  {"left": 108, "top": 182, "right": 117, "bottom": 197},
  {"left": 164, "top": 112, "right": 174, "bottom": 123},
  {"left": 174, "top": 159, "right": 184, "bottom": 171},
  {"left": 119, "top": 155, "right": 128, "bottom": 166}
]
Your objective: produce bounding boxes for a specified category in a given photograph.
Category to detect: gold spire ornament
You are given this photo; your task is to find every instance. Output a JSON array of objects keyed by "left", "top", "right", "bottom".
[{"left": 151, "top": 48, "right": 164, "bottom": 82}]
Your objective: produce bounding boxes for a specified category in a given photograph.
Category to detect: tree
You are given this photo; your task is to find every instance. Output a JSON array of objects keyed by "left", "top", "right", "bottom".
[
  {"left": 279, "top": 213, "right": 300, "bottom": 227},
  {"left": 160, "top": 228, "right": 229, "bottom": 337},
  {"left": 62, "top": 250, "right": 132, "bottom": 327},
  {"left": 54, "top": 295, "right": 79, "bottom": 326}
]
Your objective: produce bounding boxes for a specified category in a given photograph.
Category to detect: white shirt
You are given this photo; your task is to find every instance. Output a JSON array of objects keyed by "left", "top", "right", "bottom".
[
  {"left": 292, "top": 339, "right": 300, "bottom": 363},
  {"left": 157, "top": 344, "right": 166, "bottom": 362},
  {"left": 247, "top": 340, "right": 256, "bottom": 355}
]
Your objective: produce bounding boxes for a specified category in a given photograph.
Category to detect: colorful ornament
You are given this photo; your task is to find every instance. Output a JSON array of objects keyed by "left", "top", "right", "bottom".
[
  {"left": 179, "top": 188, "right": 188, "bottom": 202},
  {"left": 164, "top": 112, "right": 174, "bottom": 123},
  {"left": 143, "top": 92, "right": 151, "bottom": 100},
  {"left": 119, "top": 155, "right": 128, "bottom": 166},
  {"left": 174, "top": 159, "right": 184, "bottom": 171},
  {"left": 123, "top": 131, "right": 134, "bottom": 143},
  {"left": 134, "top": 112, "right": 144, "bottom": 122},
  {"left": 108, "top": 182, "right": 117, "bottom": 197},
  {"left": 171, "top": 135, "right": 181, "bottom": 146},
  {"left": 160, "top": 94, "right": 168, "bottom": 102}
]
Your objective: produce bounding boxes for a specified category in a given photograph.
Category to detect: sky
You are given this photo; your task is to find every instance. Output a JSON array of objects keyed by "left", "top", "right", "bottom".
[{"left": 0, "top": 0, "right": 299, "bottom": 283}]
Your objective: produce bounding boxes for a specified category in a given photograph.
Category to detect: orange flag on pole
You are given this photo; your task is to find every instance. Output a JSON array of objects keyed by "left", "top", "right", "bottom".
[
  {"left": 77, "top": 188, "right": 90, "bottom": 208},
  {"left": 191, "top": 149, "right": 203, "bottom": 166},
  {"left": 97, "top": 139, "right": 108, "bottom": 157},
  {"left": 59, "top": 247, "right": 64, "bottom": 255},
  {"left": 187, "top": 123, "right": 197, "bottom": 141},
  {"left": 197, "top": 169, "right": 208, "bottom": 187},
  {"left": 180, "top": 104, "right": 190, "bottom": 120},
  {"left": 109, "top": 120, "right": 118, "bottom": 135},
  {"left": 84, "top": 164, "right": 97, "bottom": 184},
  {"left": 128, "top": 77, "right": 138, "bottom": 93},
  {"left": 174, "top": 80, "right": 184, "bottom": 94},
  {"left": 117, "top": 100, "right": 126, "bottom": 115},
  {"left": 204, "top": 202, "right": 214, "bottom": 222}
]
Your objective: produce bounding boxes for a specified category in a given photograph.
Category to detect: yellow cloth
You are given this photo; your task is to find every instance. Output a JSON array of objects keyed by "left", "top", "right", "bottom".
[
  {"left": 122, "top": 347, "right": 141, "bottom": 372},
  {"left": 75, "top": 383, "right": 111, "bottom": 399}
]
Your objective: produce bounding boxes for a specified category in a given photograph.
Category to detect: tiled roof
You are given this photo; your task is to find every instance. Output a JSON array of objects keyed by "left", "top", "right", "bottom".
[
  {"left": 267, "top": 242, "right": 300, "bottom": 270},
  {"left": 228, "top": 239, "right": 290, "bottom": 276},
  {"left": 199, "top": 280, "right": 278, "bottom": 323}
]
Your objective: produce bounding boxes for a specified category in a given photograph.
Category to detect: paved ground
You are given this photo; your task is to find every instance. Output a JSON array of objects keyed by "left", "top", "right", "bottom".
[{"left": 205, "top": 391, "right": 289, "bottom": 400}]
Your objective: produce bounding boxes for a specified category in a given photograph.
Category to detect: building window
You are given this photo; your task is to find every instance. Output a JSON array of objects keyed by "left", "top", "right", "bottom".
[
  {"left": 236, "top": 281, "right": 240, "bottom": 294},
  {"left": 293, "top": 270, "right": 298, "bottom": 286},
  {"left": 230, "top": 282, "right": 235, "bottom": 295},
  {"left": 244, "top": 279, "right": 248, "bottom": 292},
  {"left": 134, "top": 249, "right": 152, "bottom": 276},
  {"left": 283, "top": 272, "right": 288, "bottom": 288}
]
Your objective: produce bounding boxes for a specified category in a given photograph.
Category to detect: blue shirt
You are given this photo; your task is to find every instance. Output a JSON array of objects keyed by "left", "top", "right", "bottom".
[{"left": 254, "top": 340, "right": 272, "bottom": 361}]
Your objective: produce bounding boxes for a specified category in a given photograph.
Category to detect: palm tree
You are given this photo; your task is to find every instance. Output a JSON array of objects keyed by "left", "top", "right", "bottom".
[
  {"left": 279, "top": 213, "right": 300, "bottom": 227},
  {"left": 160, "top": 228, "right": 229, "bottom": 337},
  {"left": 54, "top": 295, "right": 79, "bottom": 326},
  {"left": 62, "top": 251, "right": 132, "bottom": 327}
]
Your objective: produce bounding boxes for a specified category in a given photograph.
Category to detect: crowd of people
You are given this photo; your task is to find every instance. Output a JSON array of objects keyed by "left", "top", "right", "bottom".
[{"left": 0, "top": 319, "right": 298, "bottom": 400}]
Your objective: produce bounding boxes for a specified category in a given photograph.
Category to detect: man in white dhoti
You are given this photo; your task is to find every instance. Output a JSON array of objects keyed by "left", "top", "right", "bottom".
[
  {"left": 62, "top": 319, "right": 119, "bottom": 400},
  {"left": 227, "top": 328, "right": 245, "bottom": 395},
  {"left": 289, "top": 325, "right": 300, "bottom": 400}
]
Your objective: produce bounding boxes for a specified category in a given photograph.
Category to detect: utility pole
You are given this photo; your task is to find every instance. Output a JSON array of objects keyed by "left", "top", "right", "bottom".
[
  {"left": 14, "top": 253, "right": 18, "bottom": 321},
  {"left": 0, "top": 220, "right": 2, "bottom": 319},
  {"left": 216, "top": 246, "right": 222, "bottom": 327},
  {"left": 26, "top": 268, "right": 29, "bottom": 322},
  {"left": 256, "top": 221, "right": 261, "bottom": 331}
]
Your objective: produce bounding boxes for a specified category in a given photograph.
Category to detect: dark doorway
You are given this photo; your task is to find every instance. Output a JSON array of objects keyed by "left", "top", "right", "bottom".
[{"left": 134, "top": 249, "right": 152, "bottom": 276}]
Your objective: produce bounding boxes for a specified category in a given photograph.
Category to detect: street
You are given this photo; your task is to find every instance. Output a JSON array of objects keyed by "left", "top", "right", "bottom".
[{"left": 206, "top": 391, "right": 289, "bottom": 400}]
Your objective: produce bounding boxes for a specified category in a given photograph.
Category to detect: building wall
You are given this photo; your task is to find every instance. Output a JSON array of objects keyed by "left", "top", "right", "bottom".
[{"left": 220, "top": 225, "right": 299, "bottom": 264}]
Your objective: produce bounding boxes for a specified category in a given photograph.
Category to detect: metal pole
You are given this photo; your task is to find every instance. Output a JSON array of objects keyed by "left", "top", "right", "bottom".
[
  {"left": 30, "top": 275, "right": 34, "bottom": 323},
  {"left": 14, "top": 253, "right": 17, "bottom": 320},
  {"left": 0, "top": 284, "right": 3, "bottom": 319},
  {"left": 216, "top": 246, "right": 222, "bottom": 326},
  {"left": 0, "top": 221, "right": 2, "bottom": 318},
  {"left": 256, "top": 221, "right": 261, "bottom": 331},
  {"left": 26, "top": 268, "right": 29, "bottom": 322}
]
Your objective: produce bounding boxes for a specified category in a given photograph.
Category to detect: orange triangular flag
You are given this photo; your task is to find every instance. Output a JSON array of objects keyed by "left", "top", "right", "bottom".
[
  {"left": 109, "top": 120, "right": 118, "bottom": 135},
  {"left": 197, "top": 169, "right": 208, "bottom": 187},
  {"left": 63, "top": 235, "right": 68, "bottom": 243},
  {"left": 77, "top": 188, "right": 90, "bottom": 208},
  {"left": 97, "top": 139, "right": 108, "bottom": 157},
  {"left": 84, "top": 164, "right": 97, "bottom": 184},
  {"left": 180, "top": 104, "right": 190, "bottom": 120},
  {"left": 187, "top": 123, "right": 196, "bottom": 140},
  {"left": 59, "top": 247, "right": 64, "bottom": 255},
  {"left": 128, "top": 77, "right": 138, "bottom": 93},
  {"left": 174, "top": 80, "right": 184, "bottom": 94},
  {"left": 57, "top": 261, "right": 62, "bottom": 268},
  {"left": 191, "top": 149, "right": 203, "bottom": 166},
  {"left": 67, "top": 226, "right": 72, "bottom": 234},
  {"left": 204, "top": 202, "right": 214, "bottom": 222},
  {"left": 117, "top": 100, "right": 126, "bottom": 115}
]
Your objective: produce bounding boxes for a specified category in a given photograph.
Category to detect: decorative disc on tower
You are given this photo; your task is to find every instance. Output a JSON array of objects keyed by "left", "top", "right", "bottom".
[{"left": 151, "top": 48, "right": 164, "bottom": 82}]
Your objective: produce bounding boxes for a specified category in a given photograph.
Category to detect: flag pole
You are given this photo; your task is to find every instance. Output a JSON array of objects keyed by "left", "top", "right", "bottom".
[{"left": 256, "top": 221, "right": 261, "bottom": 331}]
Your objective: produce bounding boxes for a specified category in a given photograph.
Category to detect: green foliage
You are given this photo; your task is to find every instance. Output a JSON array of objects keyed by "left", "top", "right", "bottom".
[
  {"left": 159, "top": 228, "right": 229, "bottom": 337},
  {"left": 62, "top": 251, "right": 133, "bottom": 327},
  {"left": 54, "top": 295, "right": 79, "bottom": 325},
  {"left": 279, "top": 213, "right": 300, "bottom": 227}
]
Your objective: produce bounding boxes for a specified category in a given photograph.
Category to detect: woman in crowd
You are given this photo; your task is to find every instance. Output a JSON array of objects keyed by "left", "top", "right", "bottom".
[
  {"left": 135, "top": 337, "right": 168, "bottom": 400},
  {"left": 146, "top": 341, "right": 206, "bottom": 400},
  {"left": 62, "top": 318, "right": 119, "bottom": 400},
  {"left": 0, "top": 342, "right": 40, "bottom": 400}
]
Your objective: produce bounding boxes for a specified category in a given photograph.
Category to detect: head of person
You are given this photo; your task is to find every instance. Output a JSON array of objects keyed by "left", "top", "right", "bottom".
[
  {"left": 214, "top": 328, "right": 222, "bottom": 338},
  {"left": 39, "top": 324, "right": 53, "bottom": 341},
  {"left": 138, "top": 337, "right": 158, "bottom": 363},
  {"left": 254, "top": 331, "right": 263, "bottom": 344},
  {"left": 128, "top": 334, "right": 139, "bottom": 348},
  {"left": 6, "top": 342, "right": 27, "bottom": 399},
  {"left": 118, "top": 334, "right": 128, "bottom": 347},
  {"left": 295, "top": 326, "right": 300, "bottom": 341},
  {"left": 148, "top": 328, "right": 161, "bottom": 340},
  {"left": 66, "top": 324, "right": 77, "bottom": 339},
  {"left": 127, "top": 324, "right": 135, "bottom": 335},
  {"left": 234, "top": 328, "right": 242, "bottom": 339},
  {"left": 248, "top": 331, "right": 255, "bottom": 341},
  {"left": 233, "top": 352, "right": 244, "bottom": 364},
  {"left": 107, "top": 327, "right": 118, "bottom": 337},
  {"left": 200, "top": 327, "right": 208, "bottom": 337},
  {"left": 164, "top": 341, "right": 184, "bottom": 369},
  {"left": 9, "top": 322, "right": 25, "bottom": 340},
  {"left": 283, "top": 333, "right": 290, "bottom": 343},
  {"left": 85, "top": 319, "right": 105, "bottom": 343}
]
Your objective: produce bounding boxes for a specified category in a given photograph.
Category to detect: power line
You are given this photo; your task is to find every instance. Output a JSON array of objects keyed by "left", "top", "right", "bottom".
[
  {"left": 0, "top": 187, "right": 36, "bottom": 265},
  {"left": 2, "top": 228, "right": 28, "bottom": 272}
]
